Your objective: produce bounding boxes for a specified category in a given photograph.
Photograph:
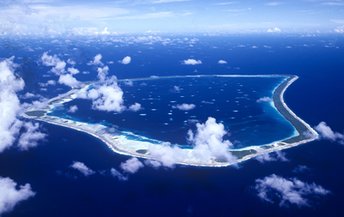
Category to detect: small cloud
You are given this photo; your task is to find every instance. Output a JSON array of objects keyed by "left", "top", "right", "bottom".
[
  {"left": 183, "top": 59, "right": 202, "bottom": 65},
  {"left": 97, "top": 66, "right": 109, "bottom": 82},
  {"left": 70, "top": 161, "right": 95, "bottom": 176},
  {"left": 265, "top": 1, "right": 284, "bottom": 6},
  {"left": 0, "top": 177, "right": 35, "bottom": 216},
  {"left": 67, "top": 67, "right": 79, "bottom": 75},
  {"left": 21, "top": 92, "right": 37, "bottom": 99},
  {"left": 17, "top": 122, "right": 46, "bottom": 151},
  {"left": 68, "top": 105, "right": 78, "bottom": 113},
  {"left": 174, "top": 103, "right": 196, "bottom": 111},
  {"left": 88, "top": 54, "right": 103, "bottom": 66},
  {"left": 41, "top": 52, "right": 66, "bottom": 75},
  {"left": 256, "top": 96, "right": 272, "bottom": 103},
  {"left": 120, "top": 56, "right": 131, "bottom": 65},
  {"left": 334, "top": 26, "right": 344, "bottom": 33},
  {"left": 58, "top": 74, "right": 80, "bottom": 88},
  {"left": 267, "top": 27, "right": 282, "bottom": 33},
  {"left": 129, "top": 103, "right": 142, "bottom": 112},
  {"left": 79, "top": 76, "right": 125, "bottom": 113},
  {"left": 315, "top": 122, "right": 344, "bottom": 144},
  {"left": 120, "top": 158, "right": 144, "bottom": 174},
  {"left": 172, "top": 85, "right": 181, "bottom": 93},
  {"left": 144, "top": 160, "right": 163, "bottom": 169},
  {"left": 218, "top": 59, "right": 228, "bottom": 64},
  {"left": 255, "top": 174, "right": 329, "bottom": 207},
  {"left": 292, "top": 165, "right": 310, "bottom": 174},
  {"left": 110, "top": 168, "right": 128, "bottom": 181},
  {"left": 256, "top": 151, "right": 288, "bottom": 163}
]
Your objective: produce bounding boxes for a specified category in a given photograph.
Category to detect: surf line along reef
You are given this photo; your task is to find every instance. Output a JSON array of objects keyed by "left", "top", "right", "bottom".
[{"left": 22, "top": 74, "right": 319, "bottom": 167}]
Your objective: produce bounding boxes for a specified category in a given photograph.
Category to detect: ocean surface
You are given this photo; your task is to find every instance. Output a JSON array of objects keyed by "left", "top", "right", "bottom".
[{"left": 0, "top": 34, "right": 344, "bottom": 217}]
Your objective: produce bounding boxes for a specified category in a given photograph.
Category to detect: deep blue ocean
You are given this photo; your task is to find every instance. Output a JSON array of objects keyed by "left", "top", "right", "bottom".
[{"left": 0, "top": 34, "right": 344, "bottom": 217}]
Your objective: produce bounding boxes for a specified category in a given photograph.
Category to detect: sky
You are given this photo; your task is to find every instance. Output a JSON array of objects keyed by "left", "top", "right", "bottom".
[{"left": 0, "top": 0, "right": 344, "bottom": 35}]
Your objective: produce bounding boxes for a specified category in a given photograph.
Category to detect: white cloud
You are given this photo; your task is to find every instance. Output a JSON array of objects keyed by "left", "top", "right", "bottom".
[
  {"left": 144, "top": 160, "right": 163, "bottom": 168},
  {"left": 256, "top": 96, "right": 272, "bottom": 103},
  {"left": 334, "top": 25, "right": 344, "bottom": 33},
  {"left": 41, "top": 52, "right": 80, "bottom": 88},
  {"left": 110, "top": 168, "right": 128, "bottom": 181},
  {"left": 174, "top": 103, "right": 195, "bottom": 111},
  {"left": 183, "top": 59, "right": 202, "bottom": 65},
  {"left": 256, "top": 151, "right": 288, "bottom": 163},
  {"left": 0, "top": 177, "right": 35, "bottom": 216},
  {"left": 68, "top": 105, "right": 78, "bottom": 113},
  {"left": 315, "top": 122, "right": 344, "bottom": 144},
  {"left": 267, "top": 27, "right": 282, "bottom": 33},
  {"left": 173, "top": 85, "right": 181, "bottom": 93},
  {"left": 265, "top": 2, "right": 284, "bottom": 6},
  {"left": 0, "top": 58, "right": 24, "bottom": 152},
  {"left": 188, "top": 117, "right": 235, "bottom": 162},
  {"left": 21, "top": 92, "right": 36, "bottom": 99},
  {"left": 97, "top": 66, "right": 109, "bottom": 82},
  {"left": 67, "top": 67, "right": 79, "bottom": 75},
  {"left": 129, "top": 103, "right": 142, "bottom": 112},
  {"left": 218, "top": 59, "right": 228, "bottom": 64},
  {"left": 120, "top": 56, "right": 131, "bottom": 65},
  {"left": 120, "top": 157, "right": 144, "bottom": 174},
  {"left": 41, "top": 52, "right": 66, "bottom": 75},
  {"left": 255, "top": 174, "right": 329, "bottom": 207},
  {"left": 58, "top": 74, "right": 80, "bottom": 88},
  {"left": 80, "top": 76, "right": 125, "bottom": 112},
  {"left": 17, "top": 122, "right": 46, "bottom": 151},
  {"left": 70, "top": 161, "right": 95, "bottom": 176},
  {"left": 89, "top": 54, "right": 103, "bottom": 66},
  {"left": 145, "top": 117, "right": 236, "bottom": 167}
]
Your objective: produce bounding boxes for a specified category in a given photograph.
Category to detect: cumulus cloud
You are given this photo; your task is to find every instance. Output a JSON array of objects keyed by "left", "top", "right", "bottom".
[
  {"left": 0, "top": 58, "right": 24, "bottom": 152},
  {"left": 120, "top": 158, "right": 144, "bottom": 174},
  {"left": 188, "top": 117, "right": 235, "bottom": 162},
  {"left": 68, "top": 105, "right": 78, "bottom": 113},
  {"left": 120, "top": 56, "right": 131, "bottom": 65},
  {"left": 70, "top": 161, "right": 95, "bottom": 176},
  {"left": 110, "top": 168, "right": 128, "bottom": 181},
  {"left": 129, "top": 103, "right": 141, "bottom": 112},
  {"left": 255, "top": 174, "right": 329, "bottom": 207},
  {"left": 89, "top": 54, "right": 103, "bottom": 66},
  {"left": 0, "top": 177, "right": 35, "bottom": 216},
  {"left": 58, "top": 74, "right": 80, "bottom": 88},
  {"left": 97, "top": 66, "right": 109, "bottom": 82},
  {"left": 256, "top": 96, "right": 272, "bottom": 103},
  {"left": 315, "top": 122, "right": 344, "bottom": 144},
  {"left": 41, "top": 52, "right": 66, "bottom": 75},
  {"left": 267, "top": 27, "right": 282, "bottom": 33},
  {"left": 174, "top": 103, "right": 195, "bottom": 111},
  {"left": 41, "top": 52, "right": 81, "bottom": 88},
  {"left": 67, "top": 67, "right": 79, "bottom": 75},
  {"left": 255, "top": 151, "right": 288, "bottom": 163},
  {"left": 218, "top": 59, "right": 228, "bottom": 64},
  {"left": 183, "top": 59, "right": 202, "bottom": 65},
  {"left": 144, "top": 117, "right": 236, "bottom": 167},
  {"left": 80, "top": 76, "right": 125, "bottom": 112},
  {"left": 17, "top": 122, "right": 46, "bottom": 151}
]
